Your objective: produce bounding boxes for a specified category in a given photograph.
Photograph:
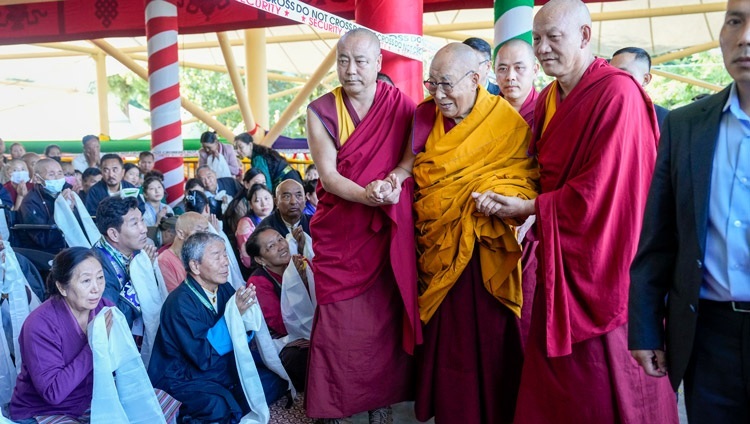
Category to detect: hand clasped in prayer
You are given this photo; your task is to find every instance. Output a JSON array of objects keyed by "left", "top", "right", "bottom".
[
  {"left": 235, "top": 284, "right": 257, "bottom": 315},
  {"left": 365, "top": 173, "right": 401, "bottom": 206}
]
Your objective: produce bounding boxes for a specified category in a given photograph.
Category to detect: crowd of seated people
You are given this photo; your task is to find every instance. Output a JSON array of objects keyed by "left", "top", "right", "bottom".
[{"left": 0, "top": 131, "right": 315, "bottom": 423}]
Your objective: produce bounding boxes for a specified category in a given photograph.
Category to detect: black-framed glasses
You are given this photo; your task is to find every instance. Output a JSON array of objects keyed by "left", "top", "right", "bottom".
[{"left": 423, "top": 70, "right": 475, "bottom": 94}]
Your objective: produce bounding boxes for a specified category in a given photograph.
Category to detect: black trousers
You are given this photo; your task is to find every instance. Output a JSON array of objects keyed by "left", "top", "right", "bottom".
[
  {"left": 280, "top": 344, "right": 309, "bottom": 392},
  {"left": 684, "top": 300, "right": 750, "bottom": 423}
]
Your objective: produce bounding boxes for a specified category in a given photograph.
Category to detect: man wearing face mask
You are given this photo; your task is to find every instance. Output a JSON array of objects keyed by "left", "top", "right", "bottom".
[{"left": 18, "top": 158, "right": 77, "bottom": 253}]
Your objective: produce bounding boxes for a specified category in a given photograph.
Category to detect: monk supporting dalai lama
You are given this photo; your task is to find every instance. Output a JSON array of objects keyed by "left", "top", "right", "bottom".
[
  {"left": 473, "top": 0, "right": 678, "bottom": 422},
  {"left": 305, "top": 28, "right": 421, "bottom": 424}
]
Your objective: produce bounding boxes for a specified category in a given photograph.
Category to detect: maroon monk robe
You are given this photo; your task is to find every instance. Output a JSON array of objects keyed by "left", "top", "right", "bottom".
[
  {"left": 517, "top": 88, "right": 539, "bottom": 349},
  {"left": 413, "top": 102, "right": 524, "bottom": 424},
  {"left": 305, "top": 81, "right": 421, "bottom": 418},
  {"left": 518, "top": 88, "right": 538, "bottom": 129},
  {"left": 515, "top": 58, "right": 677, "bottom": 423}
]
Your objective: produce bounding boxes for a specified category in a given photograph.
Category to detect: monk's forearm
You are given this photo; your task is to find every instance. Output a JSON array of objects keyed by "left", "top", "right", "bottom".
[{"left": 320, "top": 173, "right": 373, "bottom": 206}]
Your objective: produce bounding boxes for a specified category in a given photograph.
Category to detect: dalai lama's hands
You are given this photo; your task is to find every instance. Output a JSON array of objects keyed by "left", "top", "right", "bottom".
[
  {"left": 472, "top": 191, "right": 535, "bottom": 219},
  {"left": 236, "top": 285, "right": 257, "bottom": 316},
  {"left": 365, "top": 173, "right": 401, "bottom": 206},
  {"left": 631, "top": 349, "right": 668, "bottom": 377}
]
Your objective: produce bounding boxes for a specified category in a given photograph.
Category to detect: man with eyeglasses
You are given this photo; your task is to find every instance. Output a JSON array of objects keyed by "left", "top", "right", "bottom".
[
  {"left": 463, "top": 37, "right": 501, "bottom": 95},
  {"left": 305, "top": 28, "right": 420, "bottom": 424},
  {"left": 472, "top": 0, "right": 677, "bottom": 423},
  {"left": 405, "top": 42, "right": 538, "bottom": 423}
]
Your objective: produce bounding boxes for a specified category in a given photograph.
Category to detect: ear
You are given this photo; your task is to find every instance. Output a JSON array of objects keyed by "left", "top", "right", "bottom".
[
  {"left": 532, "top": 61, "right": 540, "bottom": 75},
  {"left": 254, "top": 256, "right": 264, "bottom": 267},
  {"left": 106, "top": 227, "right": 120, "bottom": 244},
  {"left": 188, "top": 259, "right": 201, "bottom": 276},
  {"left": 643, "top": 72, "right": 652, "bottom": 87},
  {"left": 580, "top": 24, "right": 592, "bottom": 48},
  {"left": 376, "top": 53, "right": 383, "bottom": 72},
  {"left": 56, "top": 281, "right": 66, "bottom": 297}
]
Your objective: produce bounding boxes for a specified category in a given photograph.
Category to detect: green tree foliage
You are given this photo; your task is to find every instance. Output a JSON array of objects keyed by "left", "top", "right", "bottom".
[
  {"left": 649, "top": 49, "right": 732, "bottom": 109},
  {"left": 106, "top": 68, "right": 333, "bottom": 139},
  {"left": 104, "top": 73, "right": 150, "bottom": 117}
]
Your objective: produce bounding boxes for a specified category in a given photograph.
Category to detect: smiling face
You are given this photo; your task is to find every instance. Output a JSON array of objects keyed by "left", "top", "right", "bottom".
[
  {"left": 58, "top": 257, "right": 105, "bottom": 315},
  {"left": 427, "top": 44, "right": 480, "bottom": 121},
  {"left": 532, "top": 0, "right": 592, "bottom": 84},
  {"left": 197, "top": 168, "right": 218, "bottom": 193},
  {"left": 721, "top": 0, "right": 750, "bottom": 87},
  {"left": 336, "top": 30, "right": 382, "bottom": 98},
  {"left": 124, "top": 167, "right": 141, "bottom": 187},
  {"left": 191, "top": 240, "right": 230, "bottom": 288},
  {"left": 254, "top": 229, "right": 290, "bottom": 269}
]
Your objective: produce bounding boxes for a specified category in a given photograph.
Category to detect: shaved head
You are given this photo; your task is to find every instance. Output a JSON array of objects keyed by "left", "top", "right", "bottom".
[
  {"left": 176, "top": 212, "right": 209, "bottom": 241},
  {"left": 431, "top": 43, "right": 479, "bottom": 78},
  {"left": 276, "top": 179, "right": 303, "bottom": 195},
  {"left": 495, "top": 39, "right": 539, "bottom": 108},
  {"left": 338, "top": 28, "right": 380, "bottom": 51},
  {"left": 427, "top": 43, "right": 481, "bottom": 122},
  {"left": 336, "top": 28, "right": 382, "bottom": 98},
  {"left": 533, "top": 0, "right": 594, "bottom": 93},
  {"left": 537, "top": 0, "right": 591, "bottom": 28}
]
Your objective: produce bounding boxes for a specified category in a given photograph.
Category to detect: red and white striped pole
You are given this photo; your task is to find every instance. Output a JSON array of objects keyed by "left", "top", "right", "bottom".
[{"left": 146, "top": 0, "right": 184, "bottom": 207}]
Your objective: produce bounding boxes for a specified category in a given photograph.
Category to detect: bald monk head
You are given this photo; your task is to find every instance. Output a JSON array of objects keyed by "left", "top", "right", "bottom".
[
  {"left": 495, "top": 39, "right": 539, "bottom": 110},
  {"left": 173, "top": 212, "right": 210, "bottom": 250},
  {"left": 275, "top": 179, "right": 305, "bottom": 224},
  {"left": 426, "top": 43, "right": 481, "bottom": 123},
  {"left": 336, "top": 28, "right": 382, "bottom": 98},
  {"left": 533, "top": 0, "right": 594, "bottom": 93}
]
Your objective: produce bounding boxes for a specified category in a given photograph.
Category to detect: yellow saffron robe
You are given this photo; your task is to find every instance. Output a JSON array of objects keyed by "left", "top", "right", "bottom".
[{"left": 414, "top": 86, "right": 539, "bottom": 323}]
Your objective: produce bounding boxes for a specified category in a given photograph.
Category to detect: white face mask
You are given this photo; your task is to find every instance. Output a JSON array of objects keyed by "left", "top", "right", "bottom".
[
  {"left": 10, "top": 171, "right": 29, "bottom": 185},
  {"left": 44, "top": 178, "right": 66, "bottom": 194}
]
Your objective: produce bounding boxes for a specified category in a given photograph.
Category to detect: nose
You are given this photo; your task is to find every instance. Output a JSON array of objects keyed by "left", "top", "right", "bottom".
[
  {"left": 346, "top": 60, "right": 357, "bottom": 75},
  {"left": 534, "top": 37, "right": 550, "bottom": 56},
  {"left": 741, "top": 22, "right": 750, "bottom": 45}
]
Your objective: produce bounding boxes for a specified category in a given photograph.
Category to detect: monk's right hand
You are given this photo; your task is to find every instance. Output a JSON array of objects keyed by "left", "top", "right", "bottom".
[
  {"left": 631, "top": 349, "right": 668, "bottom": 377},
  {"left": 472, "top": 191, "right": 503, "bottom": 216}
]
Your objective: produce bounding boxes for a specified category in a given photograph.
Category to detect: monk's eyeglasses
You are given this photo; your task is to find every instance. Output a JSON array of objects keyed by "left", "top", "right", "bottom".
[{"left": 423, "top": 70, "right": 475, "bottom": 94}]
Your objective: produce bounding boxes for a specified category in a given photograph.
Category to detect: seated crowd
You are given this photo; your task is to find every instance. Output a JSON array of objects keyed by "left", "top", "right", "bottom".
[{"left": 0, "top": 129, "right": 315, "bottom": 423}]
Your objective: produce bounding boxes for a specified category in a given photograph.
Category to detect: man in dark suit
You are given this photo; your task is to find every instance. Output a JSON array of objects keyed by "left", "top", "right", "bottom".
[
  {"left": 463, "top": 37, "right": 501, "bottom": 95},
  {"left": 84, "top": 153, "right": 140, "bottom": 216},
  {"left": 629, "top": 1, "right": 750, "bottom": 421},
  {"left": 610, "top": 46, "right": 670, "bottom": 129}
]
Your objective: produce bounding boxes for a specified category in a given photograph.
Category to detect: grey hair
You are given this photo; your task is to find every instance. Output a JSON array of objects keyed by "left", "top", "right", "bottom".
[{"left": 181, "top": 231, "right": 225, "bottom": 273}]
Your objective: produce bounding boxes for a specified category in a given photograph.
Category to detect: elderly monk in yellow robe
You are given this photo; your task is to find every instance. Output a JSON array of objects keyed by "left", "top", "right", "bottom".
[{"left": 410, "top": 42, "right": 539, "bottom": 424}]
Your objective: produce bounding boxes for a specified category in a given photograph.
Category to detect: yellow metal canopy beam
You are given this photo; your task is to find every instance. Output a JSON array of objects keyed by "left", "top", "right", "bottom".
[
  {"left": 651, "top": 69, "right": 723, "bottom": 92},
  {"left": 89, "top": 39, "right": 236, "bottom": 141},
  {"left": 652, "top": 41, "right": 720, "bottom": 65}
]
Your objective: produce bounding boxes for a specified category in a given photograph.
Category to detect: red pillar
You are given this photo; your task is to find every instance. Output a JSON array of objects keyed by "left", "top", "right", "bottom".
[{"left": 355, "top": 0, "right": 423, "bottom": 102}]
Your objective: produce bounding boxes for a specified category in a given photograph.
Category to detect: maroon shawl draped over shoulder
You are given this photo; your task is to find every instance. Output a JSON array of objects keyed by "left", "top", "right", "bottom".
[
  {"left": 307, "top": 81, "right": 421, "bottom": 352},
  {"left": 532, "top": 58, "right": 659, "bottom": 357}
]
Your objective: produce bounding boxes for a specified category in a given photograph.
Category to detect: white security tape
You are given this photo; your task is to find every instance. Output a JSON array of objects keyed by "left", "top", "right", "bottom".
[{"left": 233, "top": 0, "right": 438, "bottom": 61}]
